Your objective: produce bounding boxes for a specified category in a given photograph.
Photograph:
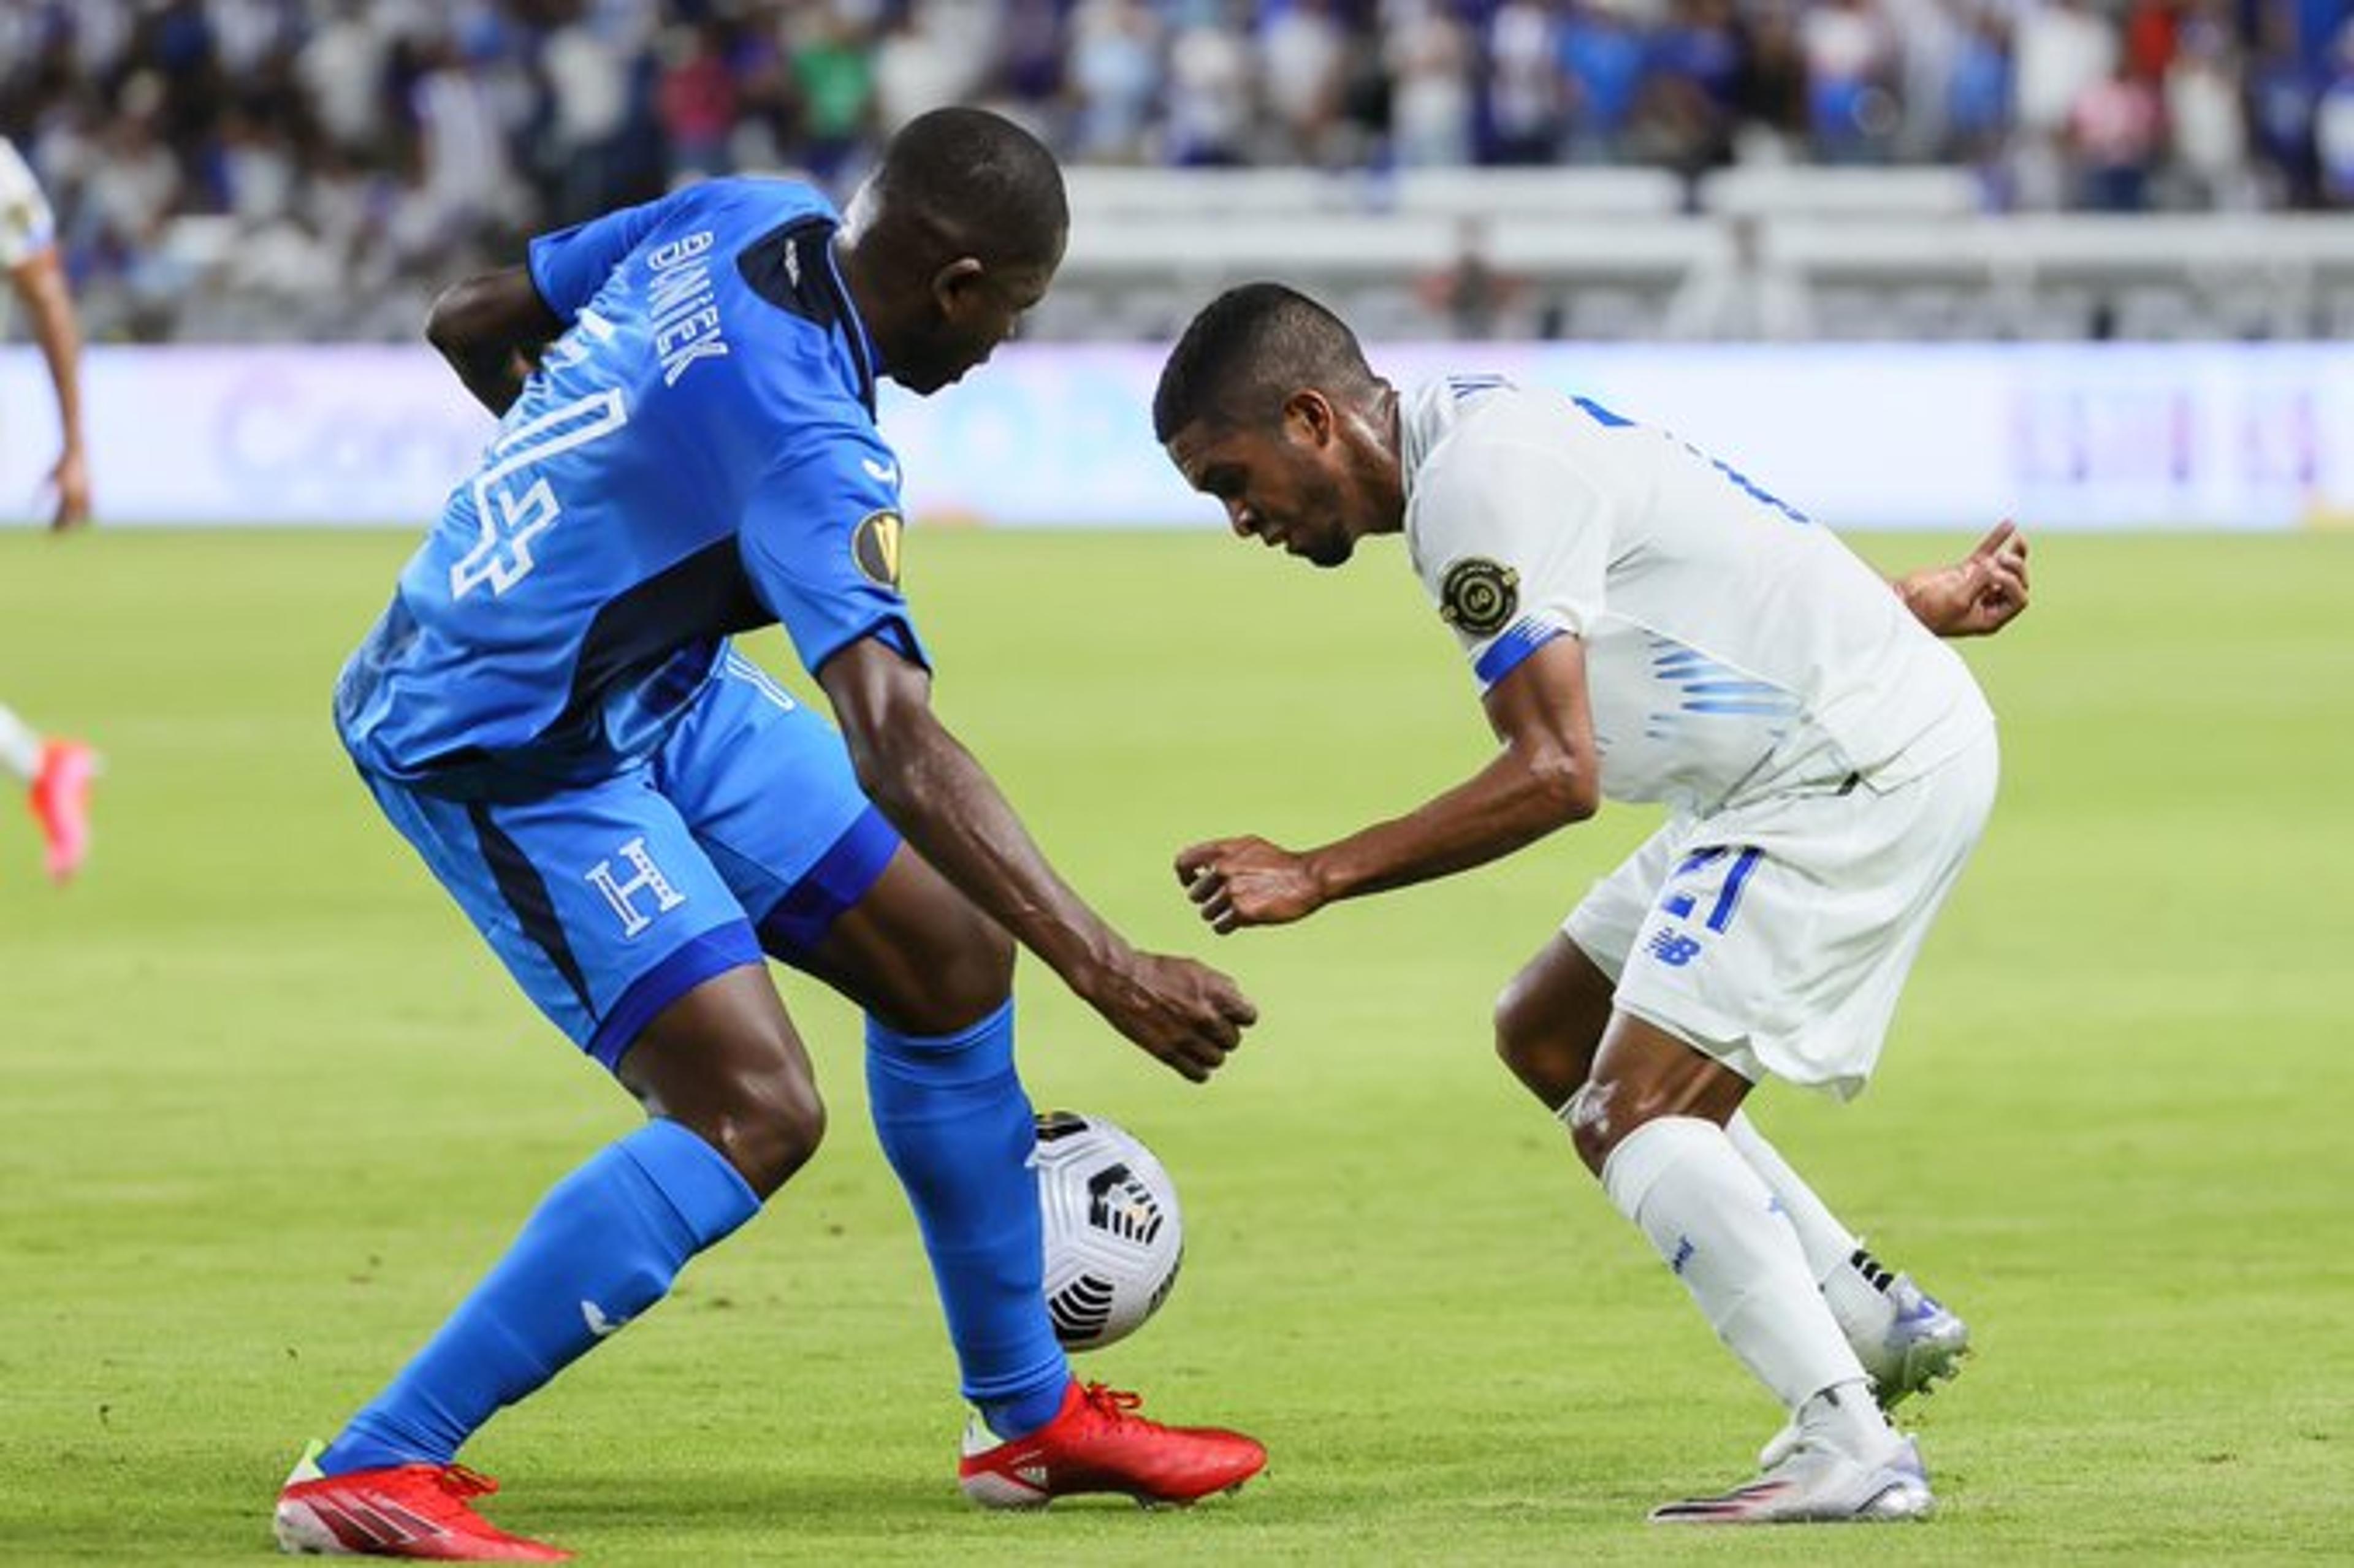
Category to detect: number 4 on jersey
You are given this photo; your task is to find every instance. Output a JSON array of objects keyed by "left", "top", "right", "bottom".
[{"left": 450, "top": 388, "right": 632, "bottom": 598}]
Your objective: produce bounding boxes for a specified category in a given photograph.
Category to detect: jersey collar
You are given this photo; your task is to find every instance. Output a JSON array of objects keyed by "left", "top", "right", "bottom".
[{"left": 821, "top": 236, "right": 880, "bottom": 416}]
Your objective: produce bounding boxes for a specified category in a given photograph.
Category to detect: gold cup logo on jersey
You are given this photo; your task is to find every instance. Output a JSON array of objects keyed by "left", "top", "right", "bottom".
[
  {"left": 1439, "top": 557, "right": 1519, "bottom": 636},
  {"left": 852, "top": 509, "right": 905, "bottom": 588}
]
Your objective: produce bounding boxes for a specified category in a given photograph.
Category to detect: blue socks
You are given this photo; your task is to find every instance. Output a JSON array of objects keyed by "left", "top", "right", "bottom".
[
  {"left": 319, "top": 1119, "right": 759, "bottom": 1474},
  {"left": 867, "top": 999, "right": 1071, "bottom": 1440},
  {"left": 319, "top": 1007, "right": 1067, "bottom": 1471}
]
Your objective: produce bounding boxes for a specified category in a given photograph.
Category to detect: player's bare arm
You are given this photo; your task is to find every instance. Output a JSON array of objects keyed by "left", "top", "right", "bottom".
[
  {"left": 425, "top": 265, "right": 565, "bottom": 416},
  {"left": 818, "top": 636, "right": 1257, "bottom": 1081},
  {"left": 1178, "top": 633, "right": 1599, "bottom": 934},
  {"left": 8, "top": 248, "right": 88, "bottom": 529},
  {"left": 1892, "top": 519, "right": 2030, "bottom": 637}
]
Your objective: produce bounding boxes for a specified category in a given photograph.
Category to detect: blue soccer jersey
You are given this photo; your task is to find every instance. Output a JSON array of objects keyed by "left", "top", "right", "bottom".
[{"left": 335, "top": 177, "right": 926, "bottom": 799}]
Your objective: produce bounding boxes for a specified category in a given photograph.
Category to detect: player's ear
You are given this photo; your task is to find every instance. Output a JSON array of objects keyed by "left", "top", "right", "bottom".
[
  {"left": 929, "top": 256, "right": 986, "bottom": 321},
  {"left": 1283, "top": 389, "right": 1336, "bottom": 448}
]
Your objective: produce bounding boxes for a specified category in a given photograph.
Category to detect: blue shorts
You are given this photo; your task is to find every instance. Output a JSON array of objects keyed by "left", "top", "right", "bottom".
[{"left": 361, "top": 650, "right": 901, "bottom": 1071}]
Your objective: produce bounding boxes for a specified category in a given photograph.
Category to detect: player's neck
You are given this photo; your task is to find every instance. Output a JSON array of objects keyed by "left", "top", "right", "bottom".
[
  {"left": 829, "top": 230, "right": 888, "bottom": 368},
  {"left": 1365, "top": 382, "right": 1407, "bottom": 536}
]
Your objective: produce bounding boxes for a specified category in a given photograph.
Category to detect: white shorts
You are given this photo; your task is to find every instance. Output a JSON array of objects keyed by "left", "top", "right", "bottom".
[{"left": 1564, "top": 731, "right": 1998, "bottom": 1100}]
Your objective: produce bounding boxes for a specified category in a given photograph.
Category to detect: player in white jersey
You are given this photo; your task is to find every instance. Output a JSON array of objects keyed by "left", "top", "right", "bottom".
[
  {"left": 2, "top": 135, "right": 90, "bottom": 530},
  {"left": 1, "top": 136, "right": 97, "bottom": 881},
  {"left": 1153, "top": 284, "right": 2028, "bottom": 1524}
]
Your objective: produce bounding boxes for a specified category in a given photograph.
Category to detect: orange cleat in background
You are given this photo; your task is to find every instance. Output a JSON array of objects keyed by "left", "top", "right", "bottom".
[{"left": 28, "top": 739, "right": 95, "bottom": 885}]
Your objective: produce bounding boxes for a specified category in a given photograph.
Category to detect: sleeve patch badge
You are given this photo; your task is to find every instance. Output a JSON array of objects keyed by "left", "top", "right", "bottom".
[
  {"left": 1439, "top": 557, "right": 1519, "bottom": 637},
  {"left": 851, "top": 509, "right": 904, "bottom": 588}
]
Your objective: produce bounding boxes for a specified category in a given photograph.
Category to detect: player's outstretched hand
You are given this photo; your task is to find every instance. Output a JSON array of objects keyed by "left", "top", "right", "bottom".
[
  {"left": 1176, "top": 835, "right": 1327, "bottom": 934},
  {"left": 1905, "top": 519, "right": 2030, "bottom": 637},
  {"left": 1084, "top": 950, "right": 1258, "bottom": 1083}
]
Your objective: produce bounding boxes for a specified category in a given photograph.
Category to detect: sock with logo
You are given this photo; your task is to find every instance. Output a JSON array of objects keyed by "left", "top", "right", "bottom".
[
  {"left": 1601, "top": 1115, "right": 1871, "bottom": 1415},
  {"left": 318, "top": 1118, "right": 758, "bottom": 1474},
  {"left": 867, "top": 999, "right": 1070, "bottom": 1441},
  {"left": 1725, "top": 1109, "right": 1899, "bottom": 1348}
]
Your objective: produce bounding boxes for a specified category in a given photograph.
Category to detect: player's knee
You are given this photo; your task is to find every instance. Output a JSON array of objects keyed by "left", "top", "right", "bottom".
[
  {"left": 1491, "top": 972, "right": 1544, "bottom": 1068},
  {"left": 702, "top": 1065, "right": 828, "bottom": 1198},
  {"left": 900, "top": 906, "right": 1015, "bottom": 1035},
  {"left": 942, "top": 911, "right": 1016, "bottom": 1018},
  {"left": 1563, "top": 1075, "right": 1658, "bottom": 1177},
  {"left": 1492, "top": 975, "right": 1594, "bottom": 1109}
]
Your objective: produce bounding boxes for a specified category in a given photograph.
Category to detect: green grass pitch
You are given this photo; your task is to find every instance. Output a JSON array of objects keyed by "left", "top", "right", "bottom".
[{"left": 2, "top": 526, "right": 2349, "bottom": 1564}]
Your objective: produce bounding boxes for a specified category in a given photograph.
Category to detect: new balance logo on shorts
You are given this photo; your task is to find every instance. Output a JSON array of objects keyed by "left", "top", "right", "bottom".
[
  {"left": 1645, "top": 843, "right": 1768, "bottom": 968},
  {"left": 584, "top": 837, "right": 687, "bottom": 937},
  {"left": 1648, "top": 931, "right": 1704, "bottom": 967}
]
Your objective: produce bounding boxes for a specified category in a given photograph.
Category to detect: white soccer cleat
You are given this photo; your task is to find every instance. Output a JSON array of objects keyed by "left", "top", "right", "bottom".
[
  {"left": 1865, "top": 1273, "right": 1971, "bottom": 1407},
  {"left": 1760, "top": 1270, "right": 1971, "bottom": 1469},
  {"left": 1651, "top": 1434, "right": 1934, "bottom": 1525}
]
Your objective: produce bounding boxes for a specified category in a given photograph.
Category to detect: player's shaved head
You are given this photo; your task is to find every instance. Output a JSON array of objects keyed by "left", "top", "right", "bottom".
[
  {"left": 866, "top": 106, "right": 1067, "bottom": 272},
  {"left": 839, "top": 107, "right": 1067, "bottom": 396},
  {"left": 1154, "top": 283, "right": 1380, "bottom": 443}
]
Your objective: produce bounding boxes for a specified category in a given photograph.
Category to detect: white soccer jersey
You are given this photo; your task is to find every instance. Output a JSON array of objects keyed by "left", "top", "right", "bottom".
[
  {"left": 0, "top": 137, "right": 56, "bottom": 270},
  {"left": 1401, "top": 375, "right": 1992, "bottom": 816}
]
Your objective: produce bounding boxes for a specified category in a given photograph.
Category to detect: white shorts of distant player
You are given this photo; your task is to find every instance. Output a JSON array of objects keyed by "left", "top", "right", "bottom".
[{"left": 1565, "top": 731, "right": 1998, "bottom": 1102}]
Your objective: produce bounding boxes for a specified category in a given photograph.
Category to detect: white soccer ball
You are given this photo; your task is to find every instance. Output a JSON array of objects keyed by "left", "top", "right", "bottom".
[{"left": 1034, "top": 1110, "right": 1184, "bottom": 1352}]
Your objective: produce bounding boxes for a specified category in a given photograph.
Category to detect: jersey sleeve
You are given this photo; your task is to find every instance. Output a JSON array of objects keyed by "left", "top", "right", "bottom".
[
  {"left": 0, "top": 139, "right": 57, "bottom": 269},
  {"left": 738, "top": 417, "right": 929, "bottom": 679},
  {"left": 526, "top": 188, "right": 693, "bottom": 323},
  {"left": 1412, "top": 435, "right": 1610, "bottom": 693}
]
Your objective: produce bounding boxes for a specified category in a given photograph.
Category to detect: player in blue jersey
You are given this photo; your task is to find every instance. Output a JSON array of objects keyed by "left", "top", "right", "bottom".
[{"left": 273, "top": 110, "right": 1265, "bottom": 1562}]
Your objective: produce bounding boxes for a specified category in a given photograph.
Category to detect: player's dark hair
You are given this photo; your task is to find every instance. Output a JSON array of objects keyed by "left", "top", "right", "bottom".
[
  {"left": 1153, "top": 282, "right": 1377, "bottom": 442},
  {"left": 872, "top": 106, "right": 1067, "bottom": 270}
]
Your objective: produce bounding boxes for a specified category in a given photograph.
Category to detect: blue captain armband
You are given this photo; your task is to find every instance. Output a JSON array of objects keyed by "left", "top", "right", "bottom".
[{"left": 1473, "top": 617, "right": 1566, "bottom": 690}]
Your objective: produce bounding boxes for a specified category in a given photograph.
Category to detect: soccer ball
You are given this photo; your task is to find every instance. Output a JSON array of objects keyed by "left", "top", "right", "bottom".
[{"left": 1034, "top": 1110, "right": 1184, "bottom": 1352}]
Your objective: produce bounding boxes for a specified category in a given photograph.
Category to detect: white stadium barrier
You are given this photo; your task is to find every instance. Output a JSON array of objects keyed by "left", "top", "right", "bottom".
[
  {"left": 2, "top": 338, "right": 2346, "bottom": 532},
  {"left": 1030, "top": 173, "right": 2354, "bottom": 343}
]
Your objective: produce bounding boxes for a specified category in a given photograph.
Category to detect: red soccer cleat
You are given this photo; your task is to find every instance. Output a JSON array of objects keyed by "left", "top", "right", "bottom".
[
  {"left": 28, "top": 739, "right": 95, "bottom": 885},
  {"left": 273, "top": 1443, "right": 571, "bottom": 1561},
  {"left": 958, "top": 1380, "right": 1267, "bottom": 1509}
]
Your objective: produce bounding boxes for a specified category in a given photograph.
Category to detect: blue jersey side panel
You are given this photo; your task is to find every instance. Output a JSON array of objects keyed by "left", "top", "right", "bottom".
[{"left": 336, "top": 177, "right": 926, "bottom": 799}]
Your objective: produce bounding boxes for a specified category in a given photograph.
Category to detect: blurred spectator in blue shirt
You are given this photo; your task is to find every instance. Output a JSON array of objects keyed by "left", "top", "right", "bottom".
[{"left": 1558, "top": 1, "right": 1649, "bottom": 159}]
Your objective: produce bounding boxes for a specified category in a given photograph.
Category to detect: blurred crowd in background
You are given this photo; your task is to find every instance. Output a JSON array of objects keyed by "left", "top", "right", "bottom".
[{"left": 3, "top": 0, "right": 2352, "bottom": 341}]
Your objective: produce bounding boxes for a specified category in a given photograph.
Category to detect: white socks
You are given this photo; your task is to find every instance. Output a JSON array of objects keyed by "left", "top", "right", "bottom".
[
  {"left": 0, "top": 703, "right": 44, "bottom": 781},
  {"left": 1726, "top": 1110, "right": 1898, "bottom": 1351},
  {"left": 1601, "top": 1115, "right": 1872, "bottom": 1415}
]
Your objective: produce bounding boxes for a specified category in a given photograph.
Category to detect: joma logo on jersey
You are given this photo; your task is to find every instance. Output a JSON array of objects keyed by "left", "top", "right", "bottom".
[{"left": 585, "top": 837, "right": 686, "bottom": 937}]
